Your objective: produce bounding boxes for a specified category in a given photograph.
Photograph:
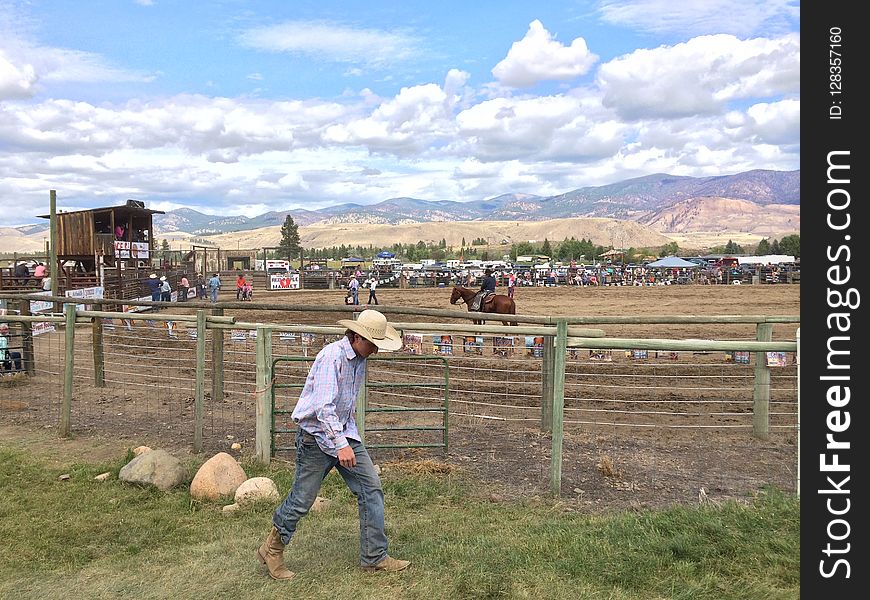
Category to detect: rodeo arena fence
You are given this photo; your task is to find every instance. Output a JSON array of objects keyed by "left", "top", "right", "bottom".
[{"left": 0, "top": 292, "right": 799, "bottom": 505}]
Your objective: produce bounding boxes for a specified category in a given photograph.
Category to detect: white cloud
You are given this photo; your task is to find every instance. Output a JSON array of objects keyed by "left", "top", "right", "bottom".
[
  {"left": 597, "top": 0, "right": 800, "bottom": 37},
  {"left": 0, "top": 4, "right": 800, "bottom": 227},
  {"left": 323, "top": 82, "right": 456, "bottom": 155},
  {"left": 0, "top": 49, "right": 38, "bottom": 99},
  {"left": 492, "top": 20, "right": 598, "bottom": 88},
  {"left": 238, "top": 20, "right": 420, "bottom": 67},
  {"left": 0, "top": 38, "right": 155, "bottom": 100},
  {"left": 596, "top": 33, "right": 800, "bottom": 119}
]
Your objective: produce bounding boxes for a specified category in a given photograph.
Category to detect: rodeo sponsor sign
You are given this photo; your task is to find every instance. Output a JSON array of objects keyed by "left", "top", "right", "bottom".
[
  {"left": 65, "top": 286, "right": 104, "bottom": 311},
  {"left": 270, "top": 273, "right": 300, "bottom": 290},
  {"left": 28, "top": 291, "right": 56, "bottom": 336}
]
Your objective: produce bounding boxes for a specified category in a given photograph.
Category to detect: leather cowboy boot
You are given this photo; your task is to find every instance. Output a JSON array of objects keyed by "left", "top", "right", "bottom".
[{"left": 256, "top": 526, "right": 296, "bottom": 580}]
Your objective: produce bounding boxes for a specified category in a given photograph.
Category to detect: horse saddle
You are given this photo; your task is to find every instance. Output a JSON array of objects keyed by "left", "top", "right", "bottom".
[{"left": 473, "top": 290, "right": 495, "bottom": 311}]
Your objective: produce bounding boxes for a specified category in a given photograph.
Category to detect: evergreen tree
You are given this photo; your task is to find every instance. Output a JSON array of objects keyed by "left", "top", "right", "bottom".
[
  {"left": 778, "top": 234, "right": 800, "bottom": 257},
  {"left": 278, "top": 215, "right": 301, "bottom": 261},
  {"left": 756, "top": 238, "right": 771, "bottom": 254},
  {"left": 541, "top": 238, "right": 552, "bottom": 257}
]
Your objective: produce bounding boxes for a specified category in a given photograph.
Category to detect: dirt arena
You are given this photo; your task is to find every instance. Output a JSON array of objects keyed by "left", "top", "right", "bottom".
[{"left": 1, "top": 283, "right": 800, "bottom": 511}]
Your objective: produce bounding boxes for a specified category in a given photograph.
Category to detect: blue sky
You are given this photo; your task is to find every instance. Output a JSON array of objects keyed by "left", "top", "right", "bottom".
[{"left": 0, "top": 0, "right": 799, "bottom": 227}]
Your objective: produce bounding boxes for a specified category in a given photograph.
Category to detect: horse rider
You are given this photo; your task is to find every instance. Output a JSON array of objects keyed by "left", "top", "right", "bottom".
[{"left": 471, "top": 269, "right": 497, "bottom": 311}]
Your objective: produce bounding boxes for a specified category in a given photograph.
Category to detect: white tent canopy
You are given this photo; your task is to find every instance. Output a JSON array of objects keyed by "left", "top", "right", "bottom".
[
  {"left": 737, "top": 255, "right": 796, "bottom": 265},
  {"left": 645, "top": 256, "right": 700, "bottom": 268}
]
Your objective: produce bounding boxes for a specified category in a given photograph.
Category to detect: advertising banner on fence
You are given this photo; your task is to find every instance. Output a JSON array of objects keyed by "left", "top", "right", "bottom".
[
  {"left": 270, "top": 273, "right": 300, "bottom": 290},
  {"left": 28, "top": 291, "right": 55, "bottom": 336},
  {"left": 65, "top": 286, "right": 104, "bottom": 312}
]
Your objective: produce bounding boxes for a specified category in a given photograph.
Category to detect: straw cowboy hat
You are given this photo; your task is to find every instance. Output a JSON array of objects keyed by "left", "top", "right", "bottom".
[
  {"left": 337, "top": 309, "right": 402, "bottom": 351},
  {"left": 160, "top": 276, "right": 167, "bottom": 281},
  {"left": 149, "top": 273, "right": 157, "bottom": 279}
]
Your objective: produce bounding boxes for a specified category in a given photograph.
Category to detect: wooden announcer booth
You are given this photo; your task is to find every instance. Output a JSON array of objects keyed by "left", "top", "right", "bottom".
[{"left": 37, "top": 200, "right": 165, "bottom": 299}]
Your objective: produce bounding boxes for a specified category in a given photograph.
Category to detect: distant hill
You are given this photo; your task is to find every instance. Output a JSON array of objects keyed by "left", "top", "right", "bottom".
[
  {"left": 149, "top": 169, "right": 798, "bottom": 235},
  {"left": 2, "top": 169, "right": 799, "bottom": 253}
]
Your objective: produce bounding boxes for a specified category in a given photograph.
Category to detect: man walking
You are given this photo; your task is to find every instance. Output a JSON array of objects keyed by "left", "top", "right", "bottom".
[
  {"left": 257, "top": 309, "right": 410, "bottom": 580},
  {"left": 365, "top": 273, "right": 379, "bottom": 305}
]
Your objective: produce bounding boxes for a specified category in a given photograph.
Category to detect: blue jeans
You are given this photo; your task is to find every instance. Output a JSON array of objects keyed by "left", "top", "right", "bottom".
[
  {"left": 2, "top": 350, "right": 22, "bottom": 371},
  {"left": 210, "top": 287, "right": 219, "bottom": 302},
  {"left": 351, "top": 288, "right": 359, "bottom": 305},
  {"left": 272, "top": 429, "right": 388, "bottom": 567}
]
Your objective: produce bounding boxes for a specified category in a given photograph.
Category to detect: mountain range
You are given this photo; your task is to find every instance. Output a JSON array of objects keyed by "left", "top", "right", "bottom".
[
  {"left": 152, "top": 169, "right": 799, "bottom": 235},
  {"left": 0, "top": 169, "right": 799, "bottom": 253}
]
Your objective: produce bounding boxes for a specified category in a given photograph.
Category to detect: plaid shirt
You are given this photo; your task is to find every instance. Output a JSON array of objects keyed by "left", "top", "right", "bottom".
[{"left": 291, "top": 336, "right": 365, "bottom": 456}]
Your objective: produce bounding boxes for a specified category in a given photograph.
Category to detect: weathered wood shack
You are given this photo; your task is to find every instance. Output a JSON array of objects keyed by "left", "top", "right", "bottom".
[{"left": 31, "top": 199, "right": 166, "bottom": 298}]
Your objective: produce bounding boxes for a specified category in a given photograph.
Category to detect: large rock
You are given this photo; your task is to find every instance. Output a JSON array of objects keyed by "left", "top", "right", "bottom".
[
  {"left": 190, "top": 452, "right": 247, "bottom": 501},
  {"left": 234, "top": 477, "right": 281, "bottom": 506},
  {"left": 119, "top": 449, "right": 187, "bottom": 491}
]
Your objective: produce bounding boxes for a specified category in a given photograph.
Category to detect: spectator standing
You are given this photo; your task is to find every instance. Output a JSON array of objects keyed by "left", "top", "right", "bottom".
[
  {"left": 41, "top": 275, "right": 52, "bottom": 292},
  {"left": 236, "top": 273, "right": 247, "bottom": 300},
  {"left": 0, "top": 323, "right": 23, "bottom": 372},
  {"left": 208, "top": 273, "right": 221, "bottom": 303},
  {"left": 159, "top": 276, "right": 172, "bottom": 302},
  {"left": 347, "top": 275, "right": 360, "bottom": 305},
  {"left": 145, "top": 273, "right": 161, "bottom": 302},
  {"left": 507, "top": 271, "right": 516, "bottom": 299},
  {"left": 364, "top": 274, "right": 379, "bottom": 305},
  {"left": 179, "top": 274, "right": 190, "bottom": 302}
]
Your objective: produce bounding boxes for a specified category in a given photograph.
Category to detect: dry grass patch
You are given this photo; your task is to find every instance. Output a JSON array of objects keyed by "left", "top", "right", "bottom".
[{"left": 382, "top": 459, "right": 459, "bottom": 475}]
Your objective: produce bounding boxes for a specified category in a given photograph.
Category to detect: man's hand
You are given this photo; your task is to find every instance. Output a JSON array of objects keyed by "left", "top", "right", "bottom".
[{"left": 337, "top": 445, "right": 357, "bottom": 468}]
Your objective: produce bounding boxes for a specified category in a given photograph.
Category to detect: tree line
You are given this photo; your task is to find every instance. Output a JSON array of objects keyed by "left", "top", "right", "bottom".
[{"left": 268, "top": 215, "right": 801, "bottom": 264}]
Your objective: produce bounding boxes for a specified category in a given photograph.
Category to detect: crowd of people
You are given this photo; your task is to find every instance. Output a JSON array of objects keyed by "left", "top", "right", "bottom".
[{"left": 5, "top": 261, "right": 51, "bottom": 291}]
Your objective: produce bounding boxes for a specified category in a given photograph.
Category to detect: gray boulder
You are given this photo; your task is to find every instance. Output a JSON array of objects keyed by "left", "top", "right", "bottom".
[{"left": 119, "top": 449, "right": 188, "bottom": 491}]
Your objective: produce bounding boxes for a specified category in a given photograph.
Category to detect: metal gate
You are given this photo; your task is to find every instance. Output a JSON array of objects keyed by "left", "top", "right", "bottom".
[{"left": 270, "top": 355, "right": 449, "bottom": 456}]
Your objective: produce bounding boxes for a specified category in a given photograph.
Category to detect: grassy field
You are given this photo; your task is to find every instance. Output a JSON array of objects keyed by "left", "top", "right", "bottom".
[{"left": 0, "top": 428, "right": 799, "bottom": 600}]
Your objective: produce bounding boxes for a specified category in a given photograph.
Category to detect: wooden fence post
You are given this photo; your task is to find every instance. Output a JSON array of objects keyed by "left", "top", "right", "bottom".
[
  {"left": 356, "top": 369, "right": 368, "bottom": 441},
  {"left": 194, "top": 310, "right": 206, "bottom": 453},
  {"left": 255, "top": 325, "right": 273, "bottom": 463},
  {"left": 549, "top": 319, "right": 567, "bottom": 497},
  {"left": 753, "top": 322, "right": 773, "bottom": 440},
  {"left": 796, "top": 327, "right": 800, "bottom": 497},
  {"left": 60, "top": 303, "right": 75, "bottom": 438},
  {"left": 92, "top": 317, "right": 105, "bottom": 387},
  {"left": 17, "top": 299, "right": 35, "bottom": 376},
  {"left": 211, "top": 307, "right": 224, "bottom": 402},
  {"left": 541, "top": 334, "right": 554, "bottom": 432}
]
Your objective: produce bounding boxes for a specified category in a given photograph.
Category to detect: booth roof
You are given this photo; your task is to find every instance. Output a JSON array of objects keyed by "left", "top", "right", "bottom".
[{"left": 645, "top": 256, "right": 700, "bottom": 268}]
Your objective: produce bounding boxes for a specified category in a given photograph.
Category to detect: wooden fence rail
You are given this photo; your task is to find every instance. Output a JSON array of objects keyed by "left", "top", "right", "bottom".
[{"left": 0, "top": 298, "right": 799, "bottom": 497}]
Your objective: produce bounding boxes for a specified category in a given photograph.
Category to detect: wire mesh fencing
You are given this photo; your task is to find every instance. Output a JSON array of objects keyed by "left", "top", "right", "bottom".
[{"left": 2, "top": 311, "right": 798, "bottom": 507}]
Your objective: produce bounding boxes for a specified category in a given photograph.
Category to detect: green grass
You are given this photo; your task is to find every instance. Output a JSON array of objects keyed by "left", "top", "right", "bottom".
[{"left": 0, "top": 445, "right": 799, "bottom": 600}]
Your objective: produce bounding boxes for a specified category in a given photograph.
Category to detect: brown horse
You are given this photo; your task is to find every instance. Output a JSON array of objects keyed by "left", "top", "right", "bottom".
[{"left": 449, "top": 285, "right": 517, "bottom": 326}]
